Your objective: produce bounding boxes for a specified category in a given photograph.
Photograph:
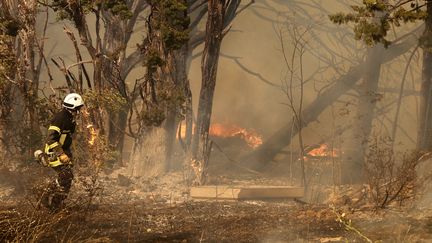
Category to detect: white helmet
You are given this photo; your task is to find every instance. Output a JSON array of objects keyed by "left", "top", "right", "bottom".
[{"left": 63, "top": 93, "right": 84, "bottom": 110}]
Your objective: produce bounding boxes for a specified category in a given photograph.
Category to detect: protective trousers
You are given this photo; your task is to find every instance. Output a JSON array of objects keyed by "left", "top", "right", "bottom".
[{"left": 41, "top": 165, "right": 73, "bottom": 211}]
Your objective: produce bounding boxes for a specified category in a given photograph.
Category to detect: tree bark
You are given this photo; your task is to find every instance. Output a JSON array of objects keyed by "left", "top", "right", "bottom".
[
  {"left": 191, "top": 0, "right": 225, "bottom": 164},
  {"left": 164, "top": 44, "right": 190, "bottom": 171},
  {"left": 18, "top": 0, "right": 42, "bottom": 152},
  {"left": 417, "top": 1, "right": 432, "bottom": 151},
  {"left": 104, "top": 18, "right": 128, "bottom": 165},
  {"left": 342, "top": 44, "right": 384, "bottom": 184}
]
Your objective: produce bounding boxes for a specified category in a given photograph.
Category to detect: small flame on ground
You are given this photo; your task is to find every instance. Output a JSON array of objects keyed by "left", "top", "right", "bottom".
[
  {"left": 86, "top": 124, "right": 97, "bottom": 146},
  {"left": 177, "top": 123, "right": 263, "bottom": 149},
  {"left": 209, "top": 123, "right": 263, "bottom": 149},
  {"left": 307, "top": 144, "right": 339, "bottom": 157}
]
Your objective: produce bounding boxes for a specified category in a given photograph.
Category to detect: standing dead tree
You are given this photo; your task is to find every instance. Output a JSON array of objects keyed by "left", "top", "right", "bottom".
[
  {"left": 190, "top": 0, "right": 240, "bottom": 185},
  {"left": 277, "top": 18, "right": 312, "bottom": 188}
]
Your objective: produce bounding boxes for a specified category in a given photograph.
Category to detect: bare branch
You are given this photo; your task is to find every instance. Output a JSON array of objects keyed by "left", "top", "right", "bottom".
[
  {"left": 125, "top": 0, "right": 148, "bottom": 44},
  {"left": 235, "top": 0, "right": 254, "bottom": 16},
  {"left": 220, "top": 53, "right": 281, "bottom": 88},
  {"left": 189, "top": 5, "right": 207, "bottom": 30},
  {"left": 51, "top": 58, "right": 74, "bottom": 92},
  {"left": 122, "top": 48, "right": 142, "bottom": 78},
  {"left": 63, "top": 26, "right": 92, "bottom": 90},
  {"left": 189, "top": 0, "right": 207, "bottom": 13}
]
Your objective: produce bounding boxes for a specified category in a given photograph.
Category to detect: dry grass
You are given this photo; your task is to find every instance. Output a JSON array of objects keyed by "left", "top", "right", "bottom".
[
  {"left": 365, "top": 136, "right": 426, "bottom": 209},
  {"left": 0, "top": 206, "right": 68, "bottom": 242}
]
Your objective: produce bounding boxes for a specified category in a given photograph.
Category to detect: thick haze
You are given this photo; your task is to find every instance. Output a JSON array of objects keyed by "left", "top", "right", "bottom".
[{"left": 38, "top": 0, "right": 422, "bottom": 152}]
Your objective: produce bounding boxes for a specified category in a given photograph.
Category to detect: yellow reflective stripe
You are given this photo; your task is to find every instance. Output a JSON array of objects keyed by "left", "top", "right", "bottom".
[
  {"left": 48, "top": 142, "right": 60, "bottom": 149},
  {"left": 48, "top": 125, "right": 61, "bottom": 133},
  {"left": 48, "top": 158, "right": 63, "bottom": 167},
  {"left": 44, "top": 144, "right": 49, "bottom": 154},
  {"left": 49, "top": 157, "right": 72, "bottom": 167},
  {"left": 59, "top": 134, "right": 67, "bottom": 145},
  {"left": 44, "top": 142, "right": 60, "bottom": 154}
]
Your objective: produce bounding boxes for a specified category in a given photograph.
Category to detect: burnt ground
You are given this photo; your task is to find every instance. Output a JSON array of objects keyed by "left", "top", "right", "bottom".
[
  {"left": 1, "top": 200, "right": 349, "bottom": 242},
  {"left": 2, "top": 196, "right": 432, "bottom": 243},
  {"left": 2, "top": 163, "right": 432, "bottom": 243}
]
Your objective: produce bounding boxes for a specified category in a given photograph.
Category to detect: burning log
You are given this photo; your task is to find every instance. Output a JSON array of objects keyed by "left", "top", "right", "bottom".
[
  {"left": 209, "top": 123, "right": 262, "bottom": 149},
  {"left": 178, "top": 123, "right": 263, "bottom": 150},
  {"left": 305, "top": 144, "right": 339, "bottom": 158}
]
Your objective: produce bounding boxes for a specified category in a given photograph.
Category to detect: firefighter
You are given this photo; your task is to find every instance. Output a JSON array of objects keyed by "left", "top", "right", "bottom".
[{"left": 38, "top": 93, "right": 84, "bottom": 211}]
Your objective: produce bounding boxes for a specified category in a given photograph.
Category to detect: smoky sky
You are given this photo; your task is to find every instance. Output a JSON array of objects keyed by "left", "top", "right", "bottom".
[{"left": 37, "top": 0, "right": 422, "bottom": 151}]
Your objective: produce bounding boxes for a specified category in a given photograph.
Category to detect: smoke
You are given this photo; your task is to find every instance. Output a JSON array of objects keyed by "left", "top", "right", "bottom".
[
  {"left": 34, "top": 0, "right": 425, "bottom": 174},
  {"left": 188, "top": 0, "right": 358, "bottom": 142}
]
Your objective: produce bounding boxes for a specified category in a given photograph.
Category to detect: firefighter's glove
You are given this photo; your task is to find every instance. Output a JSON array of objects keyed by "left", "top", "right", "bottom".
[
  {"left": 59, "top": 153, "right": 70, "bottom": 164},
  {"left": 34, "top": 150, "right": 49, "bottom": 167}
]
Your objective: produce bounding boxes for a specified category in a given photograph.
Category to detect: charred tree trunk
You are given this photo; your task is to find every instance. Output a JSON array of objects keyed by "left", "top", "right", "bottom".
[
  {"left": 184, "top": 79, "right": 193, "bottom": 151},
  {"left": 105, "top": 19, "right": 126, "bottom": 165},
  {"left": 417, "top": 1, "right": 432, "bottom": 151},
  {"left": 163, "top": 50, "right": 180, "bottom": 172},
  {"left": 107, "top": 106, "right": 128, "bottom": 165},
  {"left": 242, "top": 35, "right": 417, "bottom": 171},
  {"left": 164, "top": 44, "right": 189, "bottom": 171},
  {"left": 342, "top": 45, "right": 384, "bottom": 184},
  {"left": 191, "top": 0, "right": 225, "bottom": 182},
  {"left": 184, "top": 0, "right": 240, "bottom": 155},
  {"left": 164, "top": 108, "right": 177, "bottom": 171}
]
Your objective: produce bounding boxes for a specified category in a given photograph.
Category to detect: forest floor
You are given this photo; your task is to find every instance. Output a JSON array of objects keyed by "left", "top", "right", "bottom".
[{"left": 2, "top": 163, "right": 432, "bottom": 243}]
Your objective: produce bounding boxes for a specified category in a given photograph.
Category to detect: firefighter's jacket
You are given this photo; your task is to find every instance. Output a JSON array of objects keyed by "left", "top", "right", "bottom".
[{"left": 44, "top": 108, "right": 76, "bottom": 167}]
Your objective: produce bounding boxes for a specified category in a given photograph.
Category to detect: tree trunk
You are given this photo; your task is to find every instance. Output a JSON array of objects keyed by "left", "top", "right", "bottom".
[
  {"left": 17, "top": 0, "right": 42, "bottom": 153},
  {"left": 184, "top": 82, "right": 193, "bottom": 151},
  {"left": 164, "top": 44, "right": 190, "bottom": 171},
  {"left": 0, "top": 33, "right": 16, "bottom": 159},
  {"left": 164, "top": 108, "right": 177, "bottom": 171},
  {"left": 242, "top": 35, "right": 417, "bottom": 171},
  {"left": 104, "top": 17, "right": 129, "bottom": 165},
  {"left": 191, "top": 0, "right": 225, "bottom": 163},
  {"left": 417, "top": 1, "right": 432, "bottom": 151},
  {"left": 342, "top": 44, "right": 384, "bottom": 184}
]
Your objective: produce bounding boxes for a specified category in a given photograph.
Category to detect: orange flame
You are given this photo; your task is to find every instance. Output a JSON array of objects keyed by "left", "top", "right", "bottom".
[
  {"left": 86, "top": 124, "right": 97, "bottom": 146},
  {"left": 209, "top": 123, "right": 263, "bottom": 149},
  {"left": 307, "top": 144, "right": 339, "bottom": 157},
  {"left": 177, "top": 123, "right": 263, "bottom": 149}
]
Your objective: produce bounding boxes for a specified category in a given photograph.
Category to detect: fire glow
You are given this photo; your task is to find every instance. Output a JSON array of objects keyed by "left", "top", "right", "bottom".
[
  {"left": 307, "top": 144, "right": 339, "bottom": 157},
  {"left": 177, "top": 123, "right": 263, "bottom": 149},
  {"left": 209, "top": 123, "right": 263, "bottom": 149},
  {"left": 86, "top": 124, "right": 97, "bottom": 146}
]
